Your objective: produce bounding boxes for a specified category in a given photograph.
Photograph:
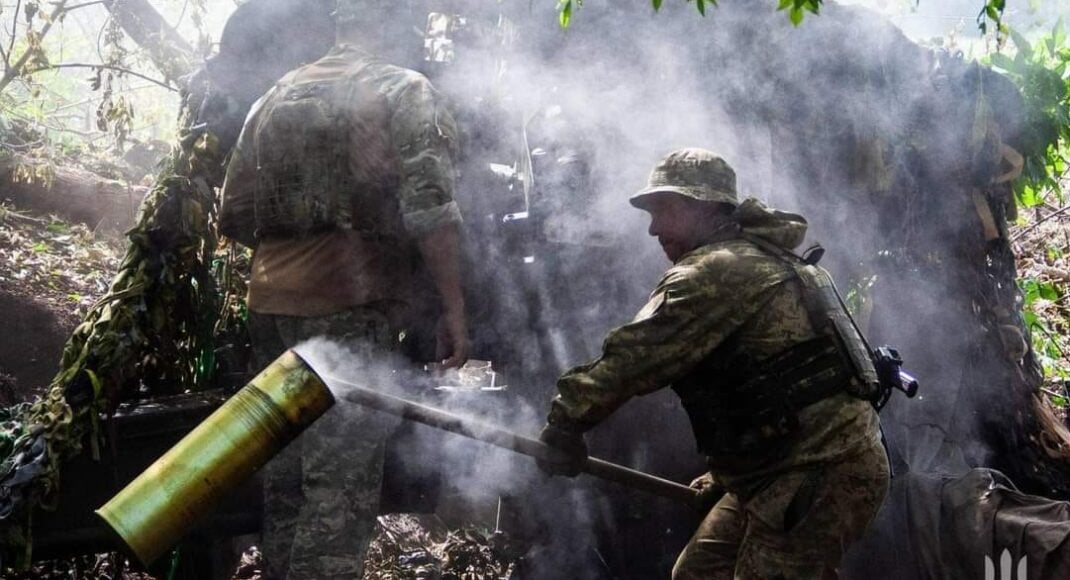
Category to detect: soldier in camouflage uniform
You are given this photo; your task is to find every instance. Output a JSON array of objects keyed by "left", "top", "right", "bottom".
[
  {"left": 537, "top": 148, "right": 889, "bottom": 579},
  {"left": 218, "top": 1, "right": 468, "bottom": 577}
]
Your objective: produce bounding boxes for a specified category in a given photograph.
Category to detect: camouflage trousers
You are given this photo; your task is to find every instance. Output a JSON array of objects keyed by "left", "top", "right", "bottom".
[
  {"left": 672, "top": 439, "right": 889, "bottom": 580},
  {"left": 249, "top": 306, "right": 403, "bottom": 580}
]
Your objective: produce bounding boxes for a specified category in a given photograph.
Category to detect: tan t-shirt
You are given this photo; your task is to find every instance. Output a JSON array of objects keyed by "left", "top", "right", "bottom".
[{"left": 247, "top": 231, "right": 419, "bottom": 317}]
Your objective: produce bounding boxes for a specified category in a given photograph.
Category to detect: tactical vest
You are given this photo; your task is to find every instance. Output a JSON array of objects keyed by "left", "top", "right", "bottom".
[
  {"left": 673, "top": 237, "right": 879, "bottom": 472},
  {"left": 252, "top": 73, "right": 366, "bottom": 238}
]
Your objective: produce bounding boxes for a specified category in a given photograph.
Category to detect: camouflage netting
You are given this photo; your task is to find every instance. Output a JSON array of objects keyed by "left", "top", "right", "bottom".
[
  {"left": 0, "top": 117, "right": 248, "bottom": 566},
  {"left": 0, "top": 0, "right": 329, "bottom": 566}
]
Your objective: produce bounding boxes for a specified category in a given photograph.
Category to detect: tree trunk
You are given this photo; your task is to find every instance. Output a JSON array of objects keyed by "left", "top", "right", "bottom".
[
  {"left": 103, "top": 0, "right": 195, "bottom": 85},
  {"left": 0, "top": 154, "right": 144, "bottom": 232}
]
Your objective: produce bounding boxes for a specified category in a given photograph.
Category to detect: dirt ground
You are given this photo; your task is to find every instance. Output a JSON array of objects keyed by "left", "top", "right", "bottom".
[{"left": 0, "top": 204, "right": 122, "bottom": 402}]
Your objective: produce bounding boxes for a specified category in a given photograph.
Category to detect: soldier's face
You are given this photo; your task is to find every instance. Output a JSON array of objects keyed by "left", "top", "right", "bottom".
[{"left": 644, "top": 194, "right": 710, "bottom": 262}]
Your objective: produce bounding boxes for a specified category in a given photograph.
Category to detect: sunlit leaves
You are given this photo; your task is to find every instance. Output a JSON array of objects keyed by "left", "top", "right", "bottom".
[
  {"left": 986, "top": 22, "right": 1070, "bottom": 209},
  {"left": 977, "top": 0, "right": 1008, "bottom": 43},
  {"left": 556, "top": 0, "right": 1014, "bottom": 30},
  {"left": 557, "top": 0, "right": 586, "bottom": 28},
  {"left": 558, "top": 0, "right": 572, "bottom": 28},
  {"left": 1021, "top": 277, "right": 1070, "bottom": 384},
  {"left": 777, "top": 0, "right": 820, "bottom": 26},
  {"left": 1022, "top": 277, "right": 1062, "bottom": 303},
  {"left": 557, "top": 0, "right": 815, "bottom": 28},
  {"left": 19, "top": 30, "right": 50, "bottom": 74}
]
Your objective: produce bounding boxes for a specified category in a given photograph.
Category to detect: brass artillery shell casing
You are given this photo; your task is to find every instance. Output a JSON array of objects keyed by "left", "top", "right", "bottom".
[{"left": 96, "top": 349, "right": 335, "bottom": 565}]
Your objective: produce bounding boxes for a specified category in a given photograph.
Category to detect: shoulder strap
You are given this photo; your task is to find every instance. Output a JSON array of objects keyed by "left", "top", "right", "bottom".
[{"left": 738, "top": 232, "right": 876, "bottom": 357}]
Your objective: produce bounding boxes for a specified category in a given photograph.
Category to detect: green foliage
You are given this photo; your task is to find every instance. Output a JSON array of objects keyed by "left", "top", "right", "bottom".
[
  {"left": 556, "top": 0, "right": 589, "bottom": 27},
  {"left": 558, "top": 1, "right": 1006, "bottom": 30},
  {"left": 1021, "top": 276, "right": 1061, "bottom": 303},
  {"left": 1020, "top": 277, "right": 1070, "bottom": 382},
  {"left": 986, "top": 22, "right": 1070, "bottom": 208},
  {"left": 777, "top": 0, "right": 821, "bottom": 27},
  {"left": 977, "top": 0, "right": 1008, "bottom": 42}
]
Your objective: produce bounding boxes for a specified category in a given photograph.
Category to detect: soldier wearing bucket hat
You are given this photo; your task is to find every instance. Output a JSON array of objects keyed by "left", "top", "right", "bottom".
[
  {"left": 219, "top": 0, "right": 468, "bottom": 577},
  {"left": 538, "top": 148, "right": 890, "bottom": 578},
  {"left": 629, "top": 147, "right": 740, "bottom": 209}
]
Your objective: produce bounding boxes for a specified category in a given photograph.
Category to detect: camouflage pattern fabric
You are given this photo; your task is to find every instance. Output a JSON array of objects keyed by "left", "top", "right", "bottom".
[
  {"left": 219, "top": 43, "right": 461, "bottom": 319},
  {"left": 547, "top": 198, "right": 889, "bottom": 573},
  {"left": 631, "top": 147, "right": 739, "bottom": 209},
  {"left": 220, "top": 42, "right": 462, "bottom": 245},
  {"left": 672, "top": 438, "right": 889, "bottom": 579},
  {"left": 249, "top": 306, "right": 402, "bottom": 580}
]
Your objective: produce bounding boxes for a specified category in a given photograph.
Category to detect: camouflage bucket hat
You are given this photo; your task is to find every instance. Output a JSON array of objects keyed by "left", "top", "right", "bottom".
[
  {"left": 630, "top": 148, "right": 738, "bottom": 209},
  {"left": 333, "top": 0, "right": 391, "bottom": 24}
]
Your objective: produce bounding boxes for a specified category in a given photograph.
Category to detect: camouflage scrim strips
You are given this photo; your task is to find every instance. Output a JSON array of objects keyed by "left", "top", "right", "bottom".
[{"left": 548, "top": 197, "right": 889, "bottom": 576}]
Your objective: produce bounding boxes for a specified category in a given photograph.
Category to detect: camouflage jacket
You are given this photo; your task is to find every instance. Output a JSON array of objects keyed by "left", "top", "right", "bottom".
[
  {"left": 548, "top": 199, "right": 882, "bottom": 496},
  {"left": 219, "top": 43, "right": 462, "bottom": 317},
  {"left": 221, "top": 43, "right": 461, "bottom": 244}
]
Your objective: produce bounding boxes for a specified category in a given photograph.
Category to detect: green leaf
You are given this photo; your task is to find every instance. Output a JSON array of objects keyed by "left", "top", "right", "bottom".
[
  {"left": 1019, "top": 183, "right": 1041, "bottom": 208},
  {"left": 84, "top": 368, "right": 103, "bottom": 398},
  {"left": 46, "top": 221, "right": 68, "bottom": 234},
  {"left": 1009, "top": 28, "right": 1033, "bottom": 60},
  {"left": 789, "top": 7, "right": 804, "bottom": 26},
  {"left": 1038, "top": 281, "right": 1061, "bottom": 300},
  {"left": 696, "top": 0, "right": 706, "bottom": 16},
  {"left": 652, "top": 0, "right": 663, "bottom": 11},
  {"left": 558, "top": 0, "right": 572, "bottom": 28},
  {"left": 1021, "top": 278, "right": 1041, "bottom": 305},
  {"left": 989, "top": 52, "right": 1016, "bottom": 72}
]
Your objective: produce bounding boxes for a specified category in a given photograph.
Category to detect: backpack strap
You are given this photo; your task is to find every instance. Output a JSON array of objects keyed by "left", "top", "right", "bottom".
[{"left": 739, "top": 232, "right": 882, "bottom": 404}]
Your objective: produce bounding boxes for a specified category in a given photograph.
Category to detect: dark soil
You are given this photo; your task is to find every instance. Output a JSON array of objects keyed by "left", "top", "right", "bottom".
[
  {"left": 0, "top": 290, "right": 76, "bottom": 404},
  {"left": 0, "top": 205, "right": 121, "bottom": 402}
]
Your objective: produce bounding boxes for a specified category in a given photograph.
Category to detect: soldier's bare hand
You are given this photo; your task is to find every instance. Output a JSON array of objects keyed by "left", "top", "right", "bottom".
[
  {"left": 689, "top": 472, "right": 725, "bottom": 513},
  {"left": 436, "top": 309, "right": 468, "bottom": 369},
  {"left": 689, "top": 472, "right": 715, "bottom": 491}
]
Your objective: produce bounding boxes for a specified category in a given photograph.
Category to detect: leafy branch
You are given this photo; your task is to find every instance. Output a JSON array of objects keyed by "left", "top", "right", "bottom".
[
  {"left": 558, "top": 0, "right": 1010, "bottom": 31},
  {"left": 0, "top": 0, "right": 69, "bottom": 94},
  {"left": 977, "top": 0, "right": 1008, "bottom": 45},
  {"left": 776, "top": 0, "right": 821, "bottom": 27},
  {"left": 987, "top": 24, "right": 1070, "bottom": 209},
  {"left": 29, "top": 63, "right": 174, "bottom": 91}
]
